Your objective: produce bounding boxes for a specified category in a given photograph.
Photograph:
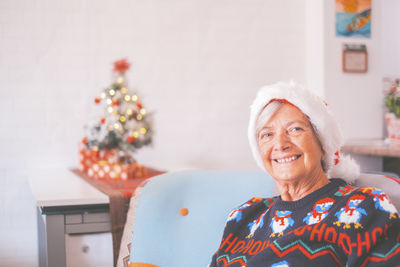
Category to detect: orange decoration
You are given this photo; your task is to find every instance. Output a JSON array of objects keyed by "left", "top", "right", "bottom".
[
  {"left": 113, "top": 59, "right": 130, "bottom": 75},
  {"left": 136, "top": 102, "right": 142, "bottom": 109},
  {"left": 87, "top": 162, "right": 148, "bottom": 181},
  {"left": 127, "top": 136, "right": 135, "bottom": 143},
  {"left": 94, "top": 97, "right": 101, "bottom": 104},
  {"left": 78, "top": 144, "right": 116, "bottom": 173},
  {"left": 180, "top": 208, "right": 189, "bottom": 216},
  {"left": 112, "top": 100, "right": 120, "bottom": 106},
  {"left": 100, "top": 117, "right": 106, "bottom": 124},
  {"left": 82, "top": 137, "right": 88, "bottom": 145}
]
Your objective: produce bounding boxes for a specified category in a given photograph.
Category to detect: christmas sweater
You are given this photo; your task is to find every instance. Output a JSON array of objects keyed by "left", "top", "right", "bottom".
[{"left": 209, "top": 179, "right": 400, "bottom": 267}]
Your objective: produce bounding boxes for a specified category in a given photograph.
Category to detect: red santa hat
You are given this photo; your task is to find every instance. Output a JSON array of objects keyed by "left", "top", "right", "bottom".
[{"left": 248, "top": 81, "right": 360, "bottom": 184}]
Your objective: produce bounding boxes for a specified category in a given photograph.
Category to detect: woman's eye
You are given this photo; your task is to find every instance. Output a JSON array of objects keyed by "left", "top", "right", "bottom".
[
  {"left": 259, "top": 132, "right": 273, "bottom": 139},
  {"left": 290, "top": 127, "right": 303, "bottom": 133}
]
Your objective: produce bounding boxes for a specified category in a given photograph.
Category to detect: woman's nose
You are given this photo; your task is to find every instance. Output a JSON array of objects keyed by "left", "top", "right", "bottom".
[{"left": 274, "top": 131, "right": 290, "bottom": 151}]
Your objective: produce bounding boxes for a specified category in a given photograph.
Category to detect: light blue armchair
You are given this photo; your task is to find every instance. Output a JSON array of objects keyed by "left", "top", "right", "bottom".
[{"left": 118, "top": 170, "right": 400, "bottom": 267}]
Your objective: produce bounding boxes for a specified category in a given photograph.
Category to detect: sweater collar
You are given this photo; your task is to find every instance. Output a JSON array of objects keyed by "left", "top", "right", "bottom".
[{"left": 273, "top": 178, "right": 346, "bottom": 209}]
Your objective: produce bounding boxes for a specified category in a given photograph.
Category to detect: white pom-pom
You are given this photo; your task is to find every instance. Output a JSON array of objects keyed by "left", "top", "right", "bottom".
[{"left": 328, "top": 155, "right": 360, "bottom": 184}]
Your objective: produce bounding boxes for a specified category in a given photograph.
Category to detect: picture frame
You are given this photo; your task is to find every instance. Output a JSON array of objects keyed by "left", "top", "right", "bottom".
[
  {"left": 335, "top": 0, "right": 371, "bottom": 38},
  {"left": 342, "top": 44, "right": 368, "bottom": 73}
]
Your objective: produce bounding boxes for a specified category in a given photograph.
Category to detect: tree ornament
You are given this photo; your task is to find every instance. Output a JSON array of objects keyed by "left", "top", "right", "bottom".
[
  {"left": 94, "top": 98, "right": 101, "bottom": 104},
  {"left": 112, "top": 100, "right": 120, "bottom": 106},
  {"left": 116, "top": 77, "right": 124, "bottom": 84},
  {"left": 82, "top": 137, "right": 88, "bottom": 145},
  {"left": 113, "top": 59, "right": 130, "bottom": 75},
  {"left": 127, "top": 136, "right": 135, "bottom": 143},
  {"left": 100, "top": 117, "right": 106, "bottom": 124}
]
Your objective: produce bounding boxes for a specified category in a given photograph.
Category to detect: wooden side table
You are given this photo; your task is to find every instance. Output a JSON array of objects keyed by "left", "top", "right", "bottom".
[
  {"left": 72, "top": 168, "right": 164, "bottom": 266},
  {"left": 342, "top": 138, "right": 400, "bottom": 176},
  {"left": 29, "top": 168, "right": 112, "bottom": 267}
]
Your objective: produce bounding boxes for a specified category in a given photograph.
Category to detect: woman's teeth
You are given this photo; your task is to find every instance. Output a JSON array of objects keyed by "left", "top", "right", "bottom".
[{"left": 275, "top": 155, "right": 299, "bottom": 163}]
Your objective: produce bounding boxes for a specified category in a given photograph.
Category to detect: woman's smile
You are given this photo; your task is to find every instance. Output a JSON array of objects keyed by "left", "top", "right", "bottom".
[{"left": 273, "top": 154, "right": 302, "bottom": 164}]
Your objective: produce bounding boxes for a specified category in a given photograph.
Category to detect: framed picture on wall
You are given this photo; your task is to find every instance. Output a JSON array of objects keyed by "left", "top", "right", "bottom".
[
  {"left": 335, "top": 0, "right": 371, "bottom": 38},
  {"left": 342, "top": 44, "right": 368, "bottom": 73}
]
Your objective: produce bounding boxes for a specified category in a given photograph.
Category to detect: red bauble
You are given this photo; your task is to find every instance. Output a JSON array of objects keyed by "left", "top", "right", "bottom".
[
  {"left": 136, "top": 102, "right": 142, "bottom": 109},
  {"left": 100, "top": 117, "right": 106, "bottom": 124},
  {"left": 127, "top": 136, "right": 135, "bottom": 143},
  {"left": 82, "top": 137, "right": 88, "bottom": 144},
  {"left": 112, "top": 100, "right": 120, "bottom": 106},
  {"left": 94, "top": 98, "right": 101, "bottom": 104},
  {"left": 113, "top": 59, "right": 130, "bottom": 75}
]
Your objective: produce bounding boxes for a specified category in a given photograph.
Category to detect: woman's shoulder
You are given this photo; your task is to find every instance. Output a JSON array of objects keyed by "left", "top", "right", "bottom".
[
  {"left": 225, "top": 196, "right": 277, "bottom": 225},
  {"left": 333, "top": 183, "right": 399, "bottom": 219},
  {"left": 234, "top": 196, "right": 277, "bottom": 212},
  {"left": 331, "top": 181, "right": 386, "bottom": 199},
  {"left": 335, "top": 183, "right": 391, "bottom": 200}
]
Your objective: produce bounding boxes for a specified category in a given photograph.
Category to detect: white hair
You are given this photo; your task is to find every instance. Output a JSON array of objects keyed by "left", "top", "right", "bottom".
[{"left": 255, "top": 101, "right": 283, "bottom": 139}]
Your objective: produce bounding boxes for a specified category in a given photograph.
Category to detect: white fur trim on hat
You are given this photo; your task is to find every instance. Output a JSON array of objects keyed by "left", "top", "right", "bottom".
[{"left": 248, "top": 81, "right": 360, "bottom": 183}]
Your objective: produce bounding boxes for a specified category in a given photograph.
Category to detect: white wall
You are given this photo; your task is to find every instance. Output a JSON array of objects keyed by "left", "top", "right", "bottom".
[
  {"left": 381, "top": 0, "right": 400, "bottom": 77},
  {"left": 321, "top": 0, "right": 383, "bottom": 173},
  {"left": 305, "top": 0, "right": 325, "bottom": 97},
  {"left": 0, "top": 0, "right": 307, "bottom": 265},
  {"left": 323, "top": 0, "right": 382, "bottom": 140}
]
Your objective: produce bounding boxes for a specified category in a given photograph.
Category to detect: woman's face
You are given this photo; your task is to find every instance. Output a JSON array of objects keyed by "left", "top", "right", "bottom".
[{"left": 257, "top": 103, "right": 324, "bottom": 183}]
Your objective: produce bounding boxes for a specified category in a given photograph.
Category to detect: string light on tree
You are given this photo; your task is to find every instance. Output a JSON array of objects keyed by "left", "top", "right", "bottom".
[{"left": 83, "top": 58, "right": 153, "bottom": 164}]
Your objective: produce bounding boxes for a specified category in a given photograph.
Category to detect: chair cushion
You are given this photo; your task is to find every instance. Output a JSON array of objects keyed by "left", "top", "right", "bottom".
[{"left": 129, "top": 170, "right": 276, "bottom": 267}]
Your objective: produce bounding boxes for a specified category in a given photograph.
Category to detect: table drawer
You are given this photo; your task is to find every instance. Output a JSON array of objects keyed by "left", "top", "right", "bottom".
[
  {"left": 83, "top": 212, "right": 110, "bottom": 223},
  {"left": 65, "top": 214, "right": 82, "bottom": 224},
  {"left": 66, "top": 232, "right": 113, "bottom": 267}
]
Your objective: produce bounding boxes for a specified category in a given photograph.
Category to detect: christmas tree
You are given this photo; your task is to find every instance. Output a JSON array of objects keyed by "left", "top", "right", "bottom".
[{"left": 82, "top": 59, "right": 153, "bottom": 164}]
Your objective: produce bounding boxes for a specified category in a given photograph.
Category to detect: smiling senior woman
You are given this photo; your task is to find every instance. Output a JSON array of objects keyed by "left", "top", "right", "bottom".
[{"left": 209, "top": 82, "right": 400, "bottom": 267}]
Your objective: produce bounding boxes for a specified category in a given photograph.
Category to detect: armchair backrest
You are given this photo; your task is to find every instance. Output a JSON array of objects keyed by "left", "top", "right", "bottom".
[
  {"left": 129, "top": 170, "right": 276, "bottom": 267},
  {"left": 126, "top": 170, "right": 400, "bottom": 267}
]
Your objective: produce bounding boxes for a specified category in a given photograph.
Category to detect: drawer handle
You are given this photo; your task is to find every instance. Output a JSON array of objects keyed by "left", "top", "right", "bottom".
[{"left": 82, "top": 245, "right": 89, "bottom": 253}]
